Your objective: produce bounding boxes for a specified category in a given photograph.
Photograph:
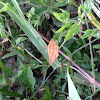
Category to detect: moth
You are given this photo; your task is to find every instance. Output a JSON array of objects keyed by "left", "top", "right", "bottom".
[{"left": 47, "top": 39, "right": 59, "bottom": 65}]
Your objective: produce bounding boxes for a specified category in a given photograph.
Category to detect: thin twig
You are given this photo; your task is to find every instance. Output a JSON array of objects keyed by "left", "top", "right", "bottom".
[
  {"left": 63, "top": 64, "right": 92, "bottom": 85},
  {"left": 50, "top": 88, "right": 69, "bottom": 95},
  {"left": 61, "top": 38, "right": 99, "bottom": 64},
  {"left": 72, "top": 38, "right": 99, "bottom": 55},
  {"left": 89, "top": 39, "right": 96, "bottom": 93},
  {"left": 80, "top": 0, "right": 96, "bottom": 93},
  {"left": 5, "top": 30, "right": 42, "bottom": 64},
  {"left": 59, "top": 50, "right": 100, "bottom": 88},
  {"left": 30, "top": 68, "right": 57, "bottom": 99},
  {"left": 51, "top": 0, "right": 53, "bottom": 6}
]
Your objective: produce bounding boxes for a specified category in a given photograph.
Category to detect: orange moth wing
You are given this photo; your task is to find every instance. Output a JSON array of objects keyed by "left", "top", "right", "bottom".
[{"left": 47, "top": 39, "right": 59, "bottom": 65}]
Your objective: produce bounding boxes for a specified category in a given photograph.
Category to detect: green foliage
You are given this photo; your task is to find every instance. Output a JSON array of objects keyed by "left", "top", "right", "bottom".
[
  {"left": 0, "top": 60, "right": 12, "bottom": 75},
  {"left": 2, "top": 51, "right": 18, "bottom": 59},
  {"left": 67, "top": 71, "right": 81, "bottom": 100},
  {"left": 56, "top": 23, "right": 71, "bottom": 33},
  {"left": 53, "top": 9, "right": 70, "bottom": 23},
  {"left": 0, "top": 23, "right": 7, "bottom": 38},
  {"left": 81, "top": 0, "right": 92, "bottom": 15},
  {"left": 40, "top": 86, "right": 52, "bottom": 100},
  {"left": 16, "top": 37, "right": 28, "bottom": 45},
  {"left": 93, "top": 30, "right": 100, "bottom": 38},
  {"left": 0, "top": 74, "right": 6, "bottom": 85},
  {"left": 0, "top": 2, "right": 8, "bottom": 13},
  {"left": 0, "top": 86, "right": 22, "bottom": 97},
  {"left": 6, "top": 0, "right": 61, "bottom": 69},
  {"left": 93, "top": 44, "right": 100, "bottom": 49},
  {"left": 0, "top": 0, "right": 99, "bottom": 99},
  {"left": 19, "top": 67, "right": 36, "bottom": 91},
  {"left": 65, "top": 22, "right": 81, "bottom": 41},
  {"left": 81, "top": 29, "right": 98, "bottom": 39}
]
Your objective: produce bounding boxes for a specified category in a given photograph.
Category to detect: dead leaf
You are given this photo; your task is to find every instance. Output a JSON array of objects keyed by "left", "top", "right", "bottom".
[{"left": 47, "top": 39, "right": 59, "bottom": 65}]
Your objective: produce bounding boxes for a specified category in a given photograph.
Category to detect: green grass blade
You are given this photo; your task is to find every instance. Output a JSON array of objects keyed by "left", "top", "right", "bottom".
[
  {"left": 5, "top": 0, "right": 61, "bottom": 68},
  {"left": 0, "top": 60, "right": 12, "bottom": 75},
  {"left": 67, "top": 71, "right": 81, "bottom": 100}
]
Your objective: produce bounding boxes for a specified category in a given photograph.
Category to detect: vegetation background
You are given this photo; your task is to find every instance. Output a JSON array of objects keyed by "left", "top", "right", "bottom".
[{"left": 0, "top": 0, "right": 100, "bottom": 100}]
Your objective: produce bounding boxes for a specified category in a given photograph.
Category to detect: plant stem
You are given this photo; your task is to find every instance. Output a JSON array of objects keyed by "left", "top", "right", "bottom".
[
  {"left": 30, "top": 68, "right": 56, "bottom": 99},
  {"left": 72, "top": 38, "right": 99, "bottom": 55},
  {"left": 36, "top": 29, "right": 100, "bottom": 88},
  {"left": 59, "top": 50, "right": 100, "bottom": 88},
  {"left": 80, "top": 0, "right": 96, "bottom": 93}
]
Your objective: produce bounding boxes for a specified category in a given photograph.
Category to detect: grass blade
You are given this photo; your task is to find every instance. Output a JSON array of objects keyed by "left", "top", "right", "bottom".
[
  {"left": 67, "top": 71, "right": 81, "bottom": 100},
  {"left": 5, "top": 0, "right": 61, "bottom": 68}
]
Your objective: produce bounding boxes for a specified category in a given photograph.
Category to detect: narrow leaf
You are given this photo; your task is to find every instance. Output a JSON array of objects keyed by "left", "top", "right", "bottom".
[
  {"left": 0, "top": 2, "right": 8, "bottom": 13},
  {"left": 56, "top": 23, "right": 71, "bottom": 33},
  {"left": 93, "top": 44, "right": 100, "bottom": 49},
  {"left": 0, "top": 60, "right": 12, "bottom": 75},
  {"left": 40, "top": 86, "right": 52, "bottom": 100},
  {"left": 67, "top": 71, "right": 81, "bottom": 100},
  {"left": 2, "top": 51, "right": 18, "bottom": 59},
  {"left": 16, "top": 37, "right": 27, "bottom": 45},
  {"left": 65, "top": 22, "right": 81, "bottom": 41},
  {"left": 55, "top": 1, "right": 66, "bottom": 7},
  {"left": 0, "top": 74, "right": 6, "bottom": 84},
  {"left": 81, "top": 29, "right": 98, "bottom": 39},
  {"left": 0, "top": 93, "right": 2, "bottom": 100},
  {"left": 0, "top": 86, "right": 22, "bottom": 97},
  {"left": 81, "top": 29, "right": 92, "bottom": 39},
  {"left": 5, "top": 0, "right": 61, "bottom": 68}
]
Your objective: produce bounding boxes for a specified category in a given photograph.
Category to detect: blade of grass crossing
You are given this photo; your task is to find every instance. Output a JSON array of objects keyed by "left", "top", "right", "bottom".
[{"left": 67, "top": 71, "right": 81, "bottom": 100}]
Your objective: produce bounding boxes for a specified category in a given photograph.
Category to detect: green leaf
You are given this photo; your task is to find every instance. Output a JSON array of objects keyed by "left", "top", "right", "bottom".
[
  {"left": 0, "top": 23, "right": 7, "bottom": 38},
  {"left": 81, "top": 29, "right": 92, "bottom": 39},
  {"left": 56, "top": 23, "right": 71, "bottom": 33},
  {"left": 16, "top": 37, "right": 28, "bottom": 45},
  {"left": 53, "top": 9, "right": 70, "bottom": 23},
  {"left": 53, "top": 33, "right": 60, "bottom": 40},
  {"left": 2, "top": 51, "right": 18, "bottom": 59},
  {"left": 55, "top": 1, "right": 66, "bottom": 7},
  {"left": 65, "top": 22, "right": 81, "bottom": 41},
  {"left": 0, "top": 86, "right": 22, "bottom": 97},
  {"left": 0, "top": 60, "right": 12, "bottom": 75},
  {"left": 40, "top": 86, "right": 52, "bottom": 100},
  {"left": 81, "top": 0, "right": 92, "bottom": 15},
  {"left": 62, "top": 46, "right": 72, "bottom": 57},
  {"left": 29, "top": 7, "right": 35, "bottom": 15},
  {"left": 93, "top": 44, "right": 100, "bottom": 49},
  {"left": 45, "top": 86, "right": 52, "bottom": 100},
  {"left": 28, "top": 7, "right": 35, "bottom": 18},
  {"left": 93, "top": 30, "right": 100, "bottom": 38},
  {"left": 73, "top": 73, "right": 90, "bottom": 85},
  {"left": 78, "top": 6, "right": 82, "bottom": 21},
  {"left": 0, "top": 93, "right": 2, "bottom": 100},
  {"left": 67, "top": 71, "right": 81, "bottom": 100},
  {"left": 62, "top": 82, "right": 67, "bottom": 92},
  {"left": 0, "top": 74, "right": 6, "bottom": 85},
  {"left": 19, "top": 67, "right": 36, "bottom": 90},
  {"left": 0, "top": 2, "right": 8, "bottom": 13},
  {"left": 81, "top": 29, "right": 98, "bottom": 39}
]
